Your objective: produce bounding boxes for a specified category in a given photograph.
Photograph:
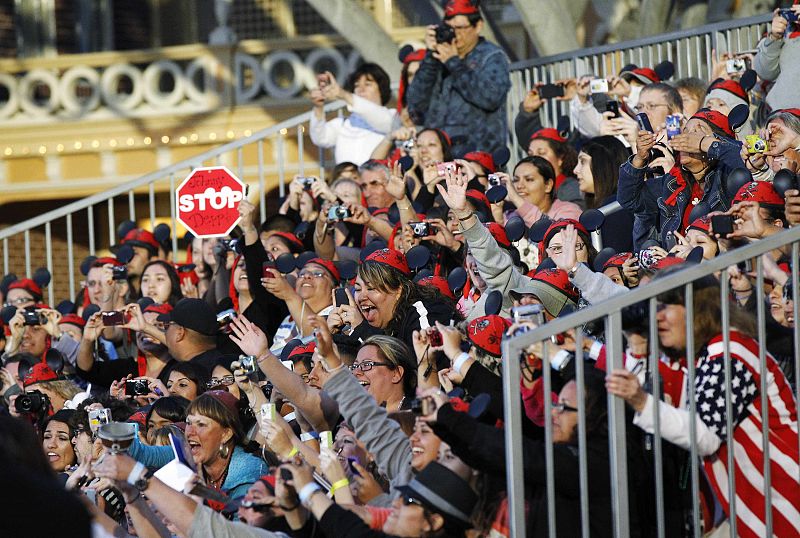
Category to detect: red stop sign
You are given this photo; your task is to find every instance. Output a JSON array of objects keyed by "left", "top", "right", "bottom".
[{"left": 176, "top": 166, "right": 245, "bottom": 237}]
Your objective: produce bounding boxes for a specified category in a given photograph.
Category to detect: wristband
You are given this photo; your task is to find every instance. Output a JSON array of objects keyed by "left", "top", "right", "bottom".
[
  {"left": 329, "top": 478, "right": 350, "bottom": 495},
  {"left": 453, "top": 352, "right": 471, "bottom": 375},
  {"left": 300, "top": 431, "right": 319, "bottom": 442},
  {"left": 126, "top": 461, "right": 146, "bottom": 486},
  {"left": 287, "top": 447, "right": 299, "bottom": 458},
  {"left": 457, "top": 212, "right": 474, "bottom": 222},
  {"left": 298, "top": 482, "right": 322, "bottom": 505}
]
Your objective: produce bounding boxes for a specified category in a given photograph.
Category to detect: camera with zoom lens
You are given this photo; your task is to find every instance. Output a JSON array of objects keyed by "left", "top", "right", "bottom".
[
  {"left": 15, "top": 390, "right": 51, "bottom": 415},
  {"left": 435, "top": 23, "right": 456, "bottom": 44},
  {"left": 327, "top": 205, "right": 351, "bottom": 221},
  {"left": 744, "top": 135, "right": 768, "bottom": 154}
]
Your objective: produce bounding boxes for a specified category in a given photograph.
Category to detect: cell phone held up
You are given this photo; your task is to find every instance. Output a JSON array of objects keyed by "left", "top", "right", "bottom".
[
  {"left": 334, "top": 287, "right": 350, "bottom": 307},
  {"left": 665, "top": 114, "right": 682, "bottom": 140},
  {"left": 589, "top": 78, "right": 609, "bottom": 94},
  {"left": 605, "top": 100, "right": 621, "bottom": 118},
  {"left": 538, "top": 83, "right": 565, "bottom": 100},
  {"left": 636, "top": 113, "right": 654, "bottom": 133},
  {"left": 262, "top": 261, "right": 275, "bottom": 279},
  {"left": 711, "top": 214, "right": 734, "bottom": 238}
]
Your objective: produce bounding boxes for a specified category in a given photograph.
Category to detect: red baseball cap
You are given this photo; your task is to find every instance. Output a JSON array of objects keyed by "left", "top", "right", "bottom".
[{"left": 530, "top": 128, "right": 566, "bottom": 145}]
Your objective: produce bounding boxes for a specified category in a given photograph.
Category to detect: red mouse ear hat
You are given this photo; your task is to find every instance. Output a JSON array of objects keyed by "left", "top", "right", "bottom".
[{"left": 444, "top": 0, "right": 480, "bottom": 17}]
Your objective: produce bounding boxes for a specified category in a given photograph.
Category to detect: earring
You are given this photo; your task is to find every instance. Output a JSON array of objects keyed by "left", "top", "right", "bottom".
[{"left": 218, "top": 443, "right": 231, "bottom": 459}]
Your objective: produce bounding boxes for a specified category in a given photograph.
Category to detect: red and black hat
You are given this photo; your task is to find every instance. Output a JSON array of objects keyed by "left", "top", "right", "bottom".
[
  {"left": 120, "top": 228, "right": 160, "bottom": 255},
  {"left": 541, "top": 219, "right": 590, "bottom": 252},
  {"left": 691, "top": 109, "right": 735, "bottom": 138},
  {"left": 650, "top": 256, "right": 686, "bottom": 271},
  {"left": 59, "top": 314, "right": 86, "bottom": 328},
  {"left": 485, "top": 222, "right": 511, "bottom": 249},
  {"left": 705, "top": 79, "right": 749, "bottom": 110},
  {"left": 687, "top": 215, "right": 714, "bottom": 235},
  {"left": 602, "top": 252, "right": 633, "bottom": 271},
  {"left": 305, "top": 257, "right": 341, "bottom": 282},
  {"left": 397, "top": 47, "right": 428, "bottom": 112},
  {"left": 144, "top": 302, "right": 173, "bottom": 316},
  {"left": 467, "top": 315, "right": 511, "bottom": 357},
  {"left": 258, "top": 475, "right": 277, "bottom": 495},
  {"left": 509, "top": 268, "right": 579, "bottom": 318},
  {"left": 734, "top": 181, "right": 785, "bottom": 207},
  {"left": 463, "top": 151, "right": 496, "bottom": 174},
  {"left": 288, "top": 341, "right": 316, "bottom": 361},
  {"left": 417, "top": 275, "right": 455, "bottom": 299},
  {"left": 365, "top": 248, "right": 411, "bottom": 276},
  {"left": 465, "top": 189, "right": 491, "bottom": 216},
  {"left": 270, "top": 231, "right": 304, "bottom": 253},
  {"left": 8, "top": 279, "right": 43, "bottom": 301},
  {"left": 444, "top": 0, "right": 480, "bottom": 17},
  {"left": 778, "top": 108, "right": 800, "bottom": 120},
  {"left": 23, "top": 361, "right": 60, "bottom": 387},
  {"left": 529, "top": 128, "right": 566, "bottom": 145}
]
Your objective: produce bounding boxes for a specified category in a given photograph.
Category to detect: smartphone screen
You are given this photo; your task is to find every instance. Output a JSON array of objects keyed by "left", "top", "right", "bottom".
[
  {"left": 539, "top": 84, "right": 565, "bottom": 99},
  {"left": 334, "top": 288, "right": 349, "bottom": 307}
]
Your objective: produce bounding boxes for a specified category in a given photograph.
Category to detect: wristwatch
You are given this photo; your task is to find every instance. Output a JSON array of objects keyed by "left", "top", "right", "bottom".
[
  {"left": 567, "top": 263, "right": 580, "bottom": 279},
  {"left": 134, "top": 469, "right": 154, "bottom": 492}
]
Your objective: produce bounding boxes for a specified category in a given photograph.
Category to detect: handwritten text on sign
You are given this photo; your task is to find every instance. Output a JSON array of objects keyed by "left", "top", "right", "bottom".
[{"left": 176, "top": 166, "right": 245, "bottom": 238}]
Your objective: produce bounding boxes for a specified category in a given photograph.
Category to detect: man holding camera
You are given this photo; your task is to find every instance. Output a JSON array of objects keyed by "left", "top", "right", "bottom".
[{"left": 406, "top": 0, "right": 510, "bottom": 157}]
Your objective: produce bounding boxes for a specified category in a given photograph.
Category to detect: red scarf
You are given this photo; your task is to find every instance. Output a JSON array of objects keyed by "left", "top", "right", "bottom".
[{"left": 663, "top": 165, "right": 704, "bottom": 234}]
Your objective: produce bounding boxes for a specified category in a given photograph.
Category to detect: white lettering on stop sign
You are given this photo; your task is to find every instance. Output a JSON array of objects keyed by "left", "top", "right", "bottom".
[{"left": 179, "top": 186, "right": 244, "bottom": 212}]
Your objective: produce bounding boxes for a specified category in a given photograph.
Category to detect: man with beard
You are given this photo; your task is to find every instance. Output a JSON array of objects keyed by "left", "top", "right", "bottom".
[{"left": 75, "top": 302, "right": 172, "bottom": 389}]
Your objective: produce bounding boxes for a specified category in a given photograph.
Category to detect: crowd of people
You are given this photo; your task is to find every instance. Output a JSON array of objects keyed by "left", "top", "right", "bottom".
[{"left": 2, "top": 1, "right": 800, "bottom": 537}]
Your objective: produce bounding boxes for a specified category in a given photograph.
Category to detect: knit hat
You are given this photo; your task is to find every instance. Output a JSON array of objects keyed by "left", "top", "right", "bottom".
[
  {"left": 417, "top": 275, "right": 455, "bottom": 299},
  {"left": 396, "top": 462, "right": 478, "bottom": 527},
  {"left": 734, "top": 181, "right": 785, "bottom": 207},
  {"left": 529, "top": 128, "right": 566, "bottom": 145},
  {"left": 364, "top": 248, "right": 411, "bottom": 276},
  {"left": 691, "top": 109, "right": 735, "bottom": 138},
  {"left": 444, "top": 0, "right": 480, "bottom": 17},
  {"left": 705, "top": 79, "right": 749, "bottom": 111},
  {"left": 23, "top": 362, "right": 60, "bottom": 387},
  {"left": 467, "top": 315, "right": 512, "bottom": 357},
  {"left": 463, "top": 151, "right": 496, "bottom": 174},
  {"left": 508, "top": 268, "right": 579, "bottom": 318}
]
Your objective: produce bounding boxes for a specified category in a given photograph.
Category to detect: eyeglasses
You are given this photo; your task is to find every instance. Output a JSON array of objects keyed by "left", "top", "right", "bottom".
[
  {"left": 349, "top": 360, "right": 394, "bottom": 372},
  {"left": 73, "top": 427, "right": 98, "bottom": 442},
  {"left": 633, "top": 103, "right": 669, "bottom": 114},
  {"left": 547, "top": 242, "right": 585, "bottom": 255},
  {"left": 553, "top": 402, "right": 579, "bottom": 414},
  {"left": 3, "top": 297, "right": 34, "bottom": 307},
  {"left": 446, "top": 23, "right": 474, "bottom": 31},
  {"left": 298, "top": 270, "right": 327, "bottom": 279},
  {"left": 403, "top": 496, "right": 425, "bottom": 507},
  {"left": 207, "top": 375, "right": 236, "bottom": 389}
]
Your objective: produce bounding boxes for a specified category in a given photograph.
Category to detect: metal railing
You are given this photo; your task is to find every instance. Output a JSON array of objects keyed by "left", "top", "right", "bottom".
[
  {"left": 501, "top": 225, "right": 800, "bottom": 537},
  {"left": 0, "top": 101, "right": 345, "bottom": 305},
  {"left": 505, "top": 13, "right": 773, "bottom": 157}
]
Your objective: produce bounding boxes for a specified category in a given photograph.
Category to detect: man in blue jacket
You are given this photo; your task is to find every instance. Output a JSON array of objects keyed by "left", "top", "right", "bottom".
[{"left": 406, "top": 0, "right": 510, "bottom": 157}]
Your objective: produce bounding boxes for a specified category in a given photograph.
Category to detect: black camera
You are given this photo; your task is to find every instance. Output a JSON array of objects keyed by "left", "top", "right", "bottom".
[
  {"left": 111, "top": 265, "right": 128, "bottom": 280},
  {"left": 298, "top": 177, "right": 314, "bottom": 190},
  {"left": 435, "top": 23, "right": 456, "bottom": 44},
  {"left": 327, "top": 205, "right": 351, "bottom": 221},
  {"left": 488, "top": 174, "right": 502, "bottom": 187},
  {"left": 410, "top": 221, "right": 432, "bottom": 238},
  {"left": 125, "top": 379, "right": 150, "bottom": 396},
  {"left": 15, "top": 390, "right": 51, "bottom": 415},
  {"left": 22, "top": 309, "right": 44, "bottom": 326}
]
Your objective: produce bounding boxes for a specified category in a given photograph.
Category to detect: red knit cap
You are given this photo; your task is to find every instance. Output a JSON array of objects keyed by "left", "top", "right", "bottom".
[
  {"left": 467, "top": 315, "right": 511, "bottom": 357},
  {"left": 59, "top": 314, "right": 86, "bottom": 328},
  {"left": 270, "top": 231, "right": 304, "bottom": 252},
  {"left": 23, "top": 362, "right": 60, "bottom": 387},
  {"left": 602, "top": 252, "right": 633, "bottom": 271},
  {"left": 463, "top": 151, "right": 496, "bottom": 174},
  {"left": 485, "top": 222, "right": 511, "bottom": 249},
  {"left": 530, "top": 128, "right": 566, "bottom": 144},
  {"left": 734, "top": 181, "right": 785, "bottom": 207},
  {"left": 687, "top": 215, "right": 713, "bottom": 235},
  {"left": 417, "top": 275, "right": 455, "bottom": 299},
  {"left": 691, "top": 109, "right": 734, "bottom": 138},
  {"left": 365, "top": 248, "right": 411, "bottom": 276},
  {"left": 306, "top": 258, "right": 341, "bottom": 282},
  {"left": 8, "top": 279, "right": 43, "bottom": 300},
  {"left": 444, "top": 0, "right": 480, "bottom": 17},
  {"left": 121, "top": 229, "right": 160, "bottom": 253}
]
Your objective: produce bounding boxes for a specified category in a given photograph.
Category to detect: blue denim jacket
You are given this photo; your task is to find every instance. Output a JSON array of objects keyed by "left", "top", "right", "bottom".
[
  {"left": 617, "top": 137, "right": 744, "bottom": 250},
  {"left": 406, "top": 38, "right": 511, "bottom": 156}
]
